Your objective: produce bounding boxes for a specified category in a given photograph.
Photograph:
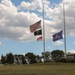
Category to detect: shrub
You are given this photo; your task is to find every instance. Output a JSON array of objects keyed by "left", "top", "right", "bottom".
[
  {"left": 60, "top": 58, "right": 67, "bottom": 63},
  {"left": 67, "top": 59, "right": 75, "bottom": 63},
  {"left": 30, "top": 59, "right": 37, "bottom": 64}
]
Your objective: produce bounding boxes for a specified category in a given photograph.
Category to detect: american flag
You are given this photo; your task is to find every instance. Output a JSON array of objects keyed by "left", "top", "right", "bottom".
[{"left": 30, "top": 20, "right": 41, "bottom": 33}]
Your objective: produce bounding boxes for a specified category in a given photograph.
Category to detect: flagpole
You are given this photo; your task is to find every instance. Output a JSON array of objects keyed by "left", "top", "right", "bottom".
[
  {"left": 63, "top": 3, "right": 67, "bottom": 58},
  {"left": 42, "top": 0, "right": 45, "bottom": 62}
]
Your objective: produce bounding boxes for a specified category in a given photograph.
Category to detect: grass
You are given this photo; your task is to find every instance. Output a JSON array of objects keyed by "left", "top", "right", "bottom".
[{"left": 0, "top": 62, "right": 75, "bottom": 75}]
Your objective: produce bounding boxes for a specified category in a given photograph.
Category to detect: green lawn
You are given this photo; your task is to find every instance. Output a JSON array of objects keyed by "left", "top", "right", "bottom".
[{"left": 0, "top": 63, "right": 75, "bottom": 75}]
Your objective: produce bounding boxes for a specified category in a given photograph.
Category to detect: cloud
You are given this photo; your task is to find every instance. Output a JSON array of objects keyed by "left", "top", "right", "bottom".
[
  {"left": 19, "top": 0, "right": 51, "bottom": 13},
  {"left": 67, "top": 50, "right": 75, "bottom": 54},
  {"left": 48, "top": 46, "right": 51, "bottom": 49},
  {"left": 0, "top": 0, "right": 41, "bottom": 41},
  {"left": 0, "top": 41, "right": 4, "bottom": 46},
  {"left": 0, "top": 0, "right": 75, "bottom": 42},
  {"left": 73, "top": 41, "right": 75, "bottom": 44},
  {"left": 53, "top": 41, "right": 63, "bottom": 46},
  {"left": 20, "top": 1, "right": 41, "bottom": 10}
]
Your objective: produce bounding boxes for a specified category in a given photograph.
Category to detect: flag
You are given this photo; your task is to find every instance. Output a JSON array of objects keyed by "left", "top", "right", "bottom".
[
  {"left": 34, "top": 29, "right": 42, "bottom": 36},
  {"left": 30, "top": 20, "right": 41, "bottom": 32},
  {"left": 52, "top": 30, "right": 63, "bottom": 41},
  {"left": 37, "top": 36, "right": 42, "bottom": 41}
]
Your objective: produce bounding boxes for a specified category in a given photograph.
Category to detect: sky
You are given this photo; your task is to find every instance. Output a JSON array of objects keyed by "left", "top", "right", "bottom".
[{"left": 0, "top": 0, "right": 75, "bottom": 57}]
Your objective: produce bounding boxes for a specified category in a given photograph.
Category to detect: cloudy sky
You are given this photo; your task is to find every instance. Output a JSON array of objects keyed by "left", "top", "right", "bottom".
[{"left": 0, "top": 0, "right": 75, "bottom": 56}]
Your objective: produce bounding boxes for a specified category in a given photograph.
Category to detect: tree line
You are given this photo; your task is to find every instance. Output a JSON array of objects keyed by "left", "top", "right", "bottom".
[{"left": 0, "top": 49, "right": 74, "bottom": 65}]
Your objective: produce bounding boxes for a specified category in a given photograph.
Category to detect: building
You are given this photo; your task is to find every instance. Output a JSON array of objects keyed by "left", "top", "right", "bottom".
[{"left": 67, "top": 53, "right": 75, "bottom": 60}]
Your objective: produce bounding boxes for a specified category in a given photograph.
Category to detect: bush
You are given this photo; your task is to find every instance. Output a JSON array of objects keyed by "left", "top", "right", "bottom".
[
  {"left": 60, "top": 58, "right": 75, "bottom": 63},
  {"left": 30, "top": 59, "right": 37, "bottom": 64},
  {"left": 67, "top": 59, "right": 75, "bottom": 63},
  {"left": 60, "top": 58, "right": 67, "bottom": 63}
]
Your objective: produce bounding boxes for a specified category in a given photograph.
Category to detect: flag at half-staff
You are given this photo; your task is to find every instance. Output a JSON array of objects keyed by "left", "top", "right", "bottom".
[
  {"left": 30, "top": 20, "right": 41, "bottom": 33},
  {"left": 52, "top": 30, "right": 63, "bottom": 41},
  {"left": 34, "top": 29, "right": 42, "bottom": 36},
  {"left": 37, "top": 36, "right": 42, "bottom": 41}
]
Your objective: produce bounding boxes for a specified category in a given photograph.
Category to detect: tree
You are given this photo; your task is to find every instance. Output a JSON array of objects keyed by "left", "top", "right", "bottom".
[
  {"left": 6, "top": 53, "right": 14, "bottom": 64},
  {"left": 42, "top": 51, "right": 51, "bottom": 62},
  {"left": 25, "top": 52, "right": 37, "bottom": 64},
  {"left": 42, "top": 51, "right": 51, "bottom": 58},
  {"left": 21, "top": 55, "right": 26, "bottom": 64},
  {"left": 36, "top": 55, "right": 41, "bottom": 62},
  {"left": 1, "top": 54, "right": 6, "bottom": 64},
  {"left": 51, "top": 50, "right": 64, "bottom": 62},
  {"left": 16, "top": 54, "right": 26, "bottom": 64}
]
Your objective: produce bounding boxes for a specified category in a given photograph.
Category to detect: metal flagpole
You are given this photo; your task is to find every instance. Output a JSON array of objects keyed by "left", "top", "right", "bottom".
[
  {"left": 63, "top": 3, "right": 67, "bottom": 58},
  {"left": 42, "top": 0, "right": 45, "bottom": 62}
]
